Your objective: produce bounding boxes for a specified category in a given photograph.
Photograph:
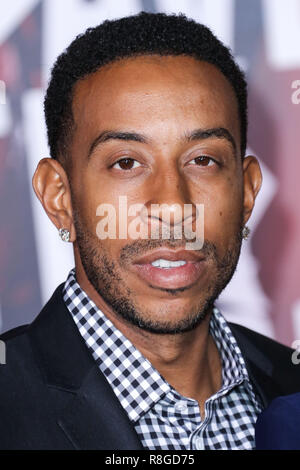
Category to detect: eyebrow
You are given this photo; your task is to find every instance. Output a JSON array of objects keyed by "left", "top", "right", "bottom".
[
  {"left": 88, "top": 131, "right": 149, "bottom": 158},
  {"left": 185, "top": 127, "right": 237, "bottom": 157},
  {"left": 88, "top": 127, "right": 237, "bottom": 159}
]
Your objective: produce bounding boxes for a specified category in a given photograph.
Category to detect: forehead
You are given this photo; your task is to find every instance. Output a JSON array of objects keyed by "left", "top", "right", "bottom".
[{"left": 72, "top": 55, "right": 240, "bottom": 149}]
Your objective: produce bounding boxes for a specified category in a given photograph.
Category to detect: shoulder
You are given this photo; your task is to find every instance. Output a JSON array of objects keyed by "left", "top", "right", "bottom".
[
  {"left": 0, "top": 324, "right": 29, "bottom": 342},
  {"left": 0, "top": 283, "right": 65, "bottom": 376},
  {"left": 0, "top": 322, "right": 31, "bottom": 365},
  {"left": 0, "top": 322, "right": 38, "bottom": 383},
  {"left": 228, "top": 322, "right": 300, "bottom": 393},
  {"left": 229, "top": 322, "right": 293, "bottom": 358}
]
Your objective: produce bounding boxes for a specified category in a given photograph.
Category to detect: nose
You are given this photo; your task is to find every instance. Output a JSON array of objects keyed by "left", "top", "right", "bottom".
[{"left": 141, "top": 163, "right": 198, "bottom": 229}]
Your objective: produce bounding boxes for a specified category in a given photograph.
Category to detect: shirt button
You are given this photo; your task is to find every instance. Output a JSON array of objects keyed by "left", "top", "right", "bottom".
[
  {"left": 195, "top": 437, "right": 204, "bottom": 450},
  {"left": 174, "top": 401, "right": 188, "bottom": 412}
]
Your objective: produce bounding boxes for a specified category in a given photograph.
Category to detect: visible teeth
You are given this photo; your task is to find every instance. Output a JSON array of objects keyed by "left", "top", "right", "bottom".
[{"left": 151, "top": 259, "right": 187, "bottom": 268}]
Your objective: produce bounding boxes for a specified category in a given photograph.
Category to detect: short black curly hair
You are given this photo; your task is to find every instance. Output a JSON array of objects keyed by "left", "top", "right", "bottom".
[{"left": 44, "top": 11, "right": 247, "bottom": 163}]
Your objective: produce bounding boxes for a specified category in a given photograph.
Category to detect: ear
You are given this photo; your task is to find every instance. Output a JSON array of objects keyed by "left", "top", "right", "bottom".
[
  {"left": 242, "top": 155, "right": 263, "bottom": 225},
  {"left": 32, "top": 157, "right": 76, "bottom": 242}
]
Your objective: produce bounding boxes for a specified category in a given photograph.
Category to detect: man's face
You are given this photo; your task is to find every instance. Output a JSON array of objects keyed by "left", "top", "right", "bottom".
[{"left": 66, "top": 55, "right": 252, "bottom": 334}]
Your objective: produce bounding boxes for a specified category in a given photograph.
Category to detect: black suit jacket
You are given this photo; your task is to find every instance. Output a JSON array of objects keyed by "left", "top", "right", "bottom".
[{"left": 0, "top": 283, "right": 300, "bottom": 450}]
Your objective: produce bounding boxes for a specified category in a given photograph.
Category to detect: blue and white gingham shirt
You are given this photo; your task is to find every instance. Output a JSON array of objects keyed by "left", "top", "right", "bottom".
[{"left": 63, "top": 268, "right": 263, "bottom": 450}]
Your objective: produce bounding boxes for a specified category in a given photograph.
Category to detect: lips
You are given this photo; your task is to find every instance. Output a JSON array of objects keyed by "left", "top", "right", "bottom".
[
  {"left": 133, "top": 248, "right": 205, "bottom": 265},
  {"left": 132, "top": 248, "right": 206, "bottom": 290}
]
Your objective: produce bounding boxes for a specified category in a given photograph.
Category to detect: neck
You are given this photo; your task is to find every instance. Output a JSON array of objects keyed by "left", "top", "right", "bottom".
[{"left": 133, "top": 315, "right": 223, "bottom": 418}]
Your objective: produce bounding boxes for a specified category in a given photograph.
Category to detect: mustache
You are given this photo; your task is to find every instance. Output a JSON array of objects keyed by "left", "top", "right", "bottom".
[
  {"left": 119, "top": 237, "right": 219, "bottom": 265},
  {"left": 119, "top": 222, "right": 244, "bottom": 266}
]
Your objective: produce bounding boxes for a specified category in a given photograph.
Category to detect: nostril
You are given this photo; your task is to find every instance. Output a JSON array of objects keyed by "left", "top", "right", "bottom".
[{"left": 140, "top": 202, "right": 199, "bottom": 227}]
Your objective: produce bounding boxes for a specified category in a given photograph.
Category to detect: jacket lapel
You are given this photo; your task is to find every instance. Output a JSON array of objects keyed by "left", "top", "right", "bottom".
[
  {"left": 229, "top": 323, "right": 286, "bottom": 408},
  {"left": 57, "top": 364, "right": 143, "bottom": 450},
  {"left": 28, "top": 284, "right": 143, "bottom": 450}
]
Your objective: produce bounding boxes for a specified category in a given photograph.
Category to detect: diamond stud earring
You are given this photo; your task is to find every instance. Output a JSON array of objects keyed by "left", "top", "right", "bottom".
[
  {"left": 58, "top": 228, "right": 70, "bottom": 242},
  {"left": 242, "top": 225, "right": 251, "bottom": 240}
]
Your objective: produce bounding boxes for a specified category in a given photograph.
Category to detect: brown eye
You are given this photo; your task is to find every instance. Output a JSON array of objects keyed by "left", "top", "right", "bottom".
[
  {"left": 193, "top": 156, "right": 214, "bottom": 166},
  {"left": 113, "top": 158, "right": 141, "bottom": 170}
]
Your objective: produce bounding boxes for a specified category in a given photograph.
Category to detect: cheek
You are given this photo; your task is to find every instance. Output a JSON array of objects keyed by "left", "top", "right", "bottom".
[
  {"left": 202, "top": 180, "right": 243, "bottom": 242},
  {"left": 80, "top": 172, "right": 148, "bottom": 239},
  {"left": 74, "top": 172, "right": 119, "bottom": 235}
]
